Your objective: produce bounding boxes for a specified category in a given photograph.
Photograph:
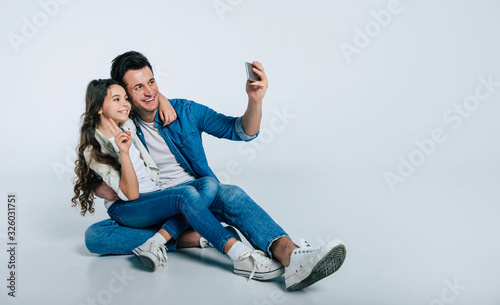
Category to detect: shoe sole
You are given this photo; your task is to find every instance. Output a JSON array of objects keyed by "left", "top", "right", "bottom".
[
  {"left": 133, "top": 249, "right": 157, "bottom": 271},
  {"left": 286, "top": 241, "right": 346, "bottom": 291},
  {"left": 234, "top": 266, "right": 285, "bottom": 281}
]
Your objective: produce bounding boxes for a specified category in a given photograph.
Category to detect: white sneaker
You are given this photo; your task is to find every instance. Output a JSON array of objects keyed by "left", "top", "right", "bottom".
[
  {"left": 199, "top": 225, "right": 243, "bottom": 248},
  {"left": 132, "top": 240, "right": 168, "bottom": 271},
  {"left": 234, "top": 250, "right": 284, "bottom": 281},
  {"left": 199, "top": 236, "right": 213, "bottom": 248},
  {"left": 285, "top": 238, "right": 346, "bottom": 291}
]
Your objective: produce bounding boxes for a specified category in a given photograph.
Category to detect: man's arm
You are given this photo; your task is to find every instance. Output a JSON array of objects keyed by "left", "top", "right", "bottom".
[
  {"left": 241, "top": 61, "right": 268, "bottom": 136},
  {"left": 94, "top": 181, "right": 120, "bottom": 201}
]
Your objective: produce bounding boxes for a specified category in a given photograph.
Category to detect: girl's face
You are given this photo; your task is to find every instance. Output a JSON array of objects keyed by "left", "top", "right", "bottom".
[{"left": 98, "top": 84, "right": 131, "bottom": 123}]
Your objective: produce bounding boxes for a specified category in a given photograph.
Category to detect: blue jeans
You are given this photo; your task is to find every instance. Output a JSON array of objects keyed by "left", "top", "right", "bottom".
[
  {"left": 106, "top": 177, "right": 234, "bottom": 253},
  {"left": 86, "top": 184, "right": 288, "bottom": 257}
]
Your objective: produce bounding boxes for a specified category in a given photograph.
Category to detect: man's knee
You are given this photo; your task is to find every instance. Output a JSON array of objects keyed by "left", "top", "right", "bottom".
[
  {"left": 218, "top": 184, "right": 247, "bottom": 201},
  {"left": 84, "top": 219, "right": 117, "bottom": 254},
  {"left": 216, "top": 184, "right": 258, "bottom": 213}
]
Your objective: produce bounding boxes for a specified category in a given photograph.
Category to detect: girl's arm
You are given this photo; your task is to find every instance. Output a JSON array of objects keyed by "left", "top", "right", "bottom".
[
  {"left": 116, "top": 136, "right": 139, "bottom": 200},
  {"left": 158, "top": 92, "right": 177, "bottom": 126},
  {"left": 108, "top": 119, "right": 139, "bottom": 200}
]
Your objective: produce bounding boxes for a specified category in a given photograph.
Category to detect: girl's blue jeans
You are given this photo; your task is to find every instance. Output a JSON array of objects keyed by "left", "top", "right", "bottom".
[{"left": 106, "top": 177, "right": 234, "bottom": 253}]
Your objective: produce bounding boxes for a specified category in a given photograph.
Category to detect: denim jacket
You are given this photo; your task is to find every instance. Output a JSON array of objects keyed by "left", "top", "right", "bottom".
[
  {"left": 133, "top": 98, "right": 258, "bottom": 181},
  {"left": 84, "top": 119, "right": 160, "bottom": 201}
]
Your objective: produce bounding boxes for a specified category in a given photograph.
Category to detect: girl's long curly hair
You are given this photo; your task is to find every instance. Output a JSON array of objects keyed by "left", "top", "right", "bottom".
[{"left": 72, "top": 79, "right": 123, "bottom": 215}]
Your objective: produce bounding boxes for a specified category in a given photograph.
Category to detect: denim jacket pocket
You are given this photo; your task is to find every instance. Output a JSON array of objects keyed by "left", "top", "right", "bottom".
[{"left": 179, "top": 131, "right": 197, "bottom": 147}]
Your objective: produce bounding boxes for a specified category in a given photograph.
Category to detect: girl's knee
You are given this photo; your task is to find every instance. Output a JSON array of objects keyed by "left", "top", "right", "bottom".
[
  {"left": 200, "top": 176, "right": 220, "bottom": 192},
  {"left": 197, "top": 177, "right": 220, "bottom": 203}
]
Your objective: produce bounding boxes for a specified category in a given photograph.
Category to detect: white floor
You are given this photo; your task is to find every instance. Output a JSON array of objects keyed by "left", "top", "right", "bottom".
[{"left": 1, "top": 164, "right": 499, "bottom": 305}]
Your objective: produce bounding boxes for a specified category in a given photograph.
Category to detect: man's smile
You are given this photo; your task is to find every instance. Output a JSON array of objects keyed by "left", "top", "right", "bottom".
[{"left": 142, "top": 96, "right": 156, "bottom": 104}]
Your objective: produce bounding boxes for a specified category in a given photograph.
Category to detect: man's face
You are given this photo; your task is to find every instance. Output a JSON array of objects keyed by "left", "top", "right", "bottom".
[{"left": 122, "top": 66, "right": 159, "bottom": 121}]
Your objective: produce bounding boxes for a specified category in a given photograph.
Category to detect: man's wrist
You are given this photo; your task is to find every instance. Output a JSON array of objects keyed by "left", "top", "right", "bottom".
[{"left": 248, "top": 98, "right": 263, "bottom": 105}]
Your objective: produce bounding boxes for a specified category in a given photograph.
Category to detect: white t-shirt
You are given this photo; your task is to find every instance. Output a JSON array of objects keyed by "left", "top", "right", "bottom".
[
  {"left": 104, "top": 138, "right": 160, "bottom": 209},
  {"left": 137, "top": 118, "right": 195, "bottom": 189}
]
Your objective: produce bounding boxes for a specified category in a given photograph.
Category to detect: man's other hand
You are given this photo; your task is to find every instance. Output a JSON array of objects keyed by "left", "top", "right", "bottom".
[{"left": 94, "top": 181, "right": 119, "bottom": 201}]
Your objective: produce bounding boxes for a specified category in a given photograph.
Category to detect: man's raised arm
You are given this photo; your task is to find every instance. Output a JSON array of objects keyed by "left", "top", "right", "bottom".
[{"left": 241, "top": 61, "right": 268, "bottom": 136}]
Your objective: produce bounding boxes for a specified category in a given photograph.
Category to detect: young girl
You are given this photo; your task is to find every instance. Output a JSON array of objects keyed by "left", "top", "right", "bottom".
[{"left": 72, "top": 79, "right": 282, "bottom": 279}]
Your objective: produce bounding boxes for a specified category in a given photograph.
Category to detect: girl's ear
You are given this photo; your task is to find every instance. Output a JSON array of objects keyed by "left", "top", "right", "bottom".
[{"left": 98, "top": 108, "right": 103, "bottom": 115}]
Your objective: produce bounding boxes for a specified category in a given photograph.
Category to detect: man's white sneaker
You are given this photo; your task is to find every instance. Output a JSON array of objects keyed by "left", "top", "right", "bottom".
[
  {"left": 200, "top": 225, "right": 243, "bottom": 248},
  {"left": 285, "top": 238, "right": 346, "bottom": 291},
  {"left": 132, "top": 240, "right": 168, "bottom": 271},
  {"left": 234, "top": 250, "right": 284, "bottom": 281},
  {"left": 199, "top": 236, "right": 213, "bottom": 248}
]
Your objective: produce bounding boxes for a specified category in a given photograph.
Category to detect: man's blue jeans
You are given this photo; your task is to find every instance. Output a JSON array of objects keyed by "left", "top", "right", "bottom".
[{"left": 86, "top": 184, "right": 288, "bottom": 257}]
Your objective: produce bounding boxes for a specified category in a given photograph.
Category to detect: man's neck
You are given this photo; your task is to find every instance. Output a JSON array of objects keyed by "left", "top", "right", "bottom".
[{"left": 137, "top": 109, "right": 158, "bottom": 124}]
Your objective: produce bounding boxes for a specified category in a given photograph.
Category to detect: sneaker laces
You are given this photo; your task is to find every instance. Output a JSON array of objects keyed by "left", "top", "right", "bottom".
[
  {"left": 240, "top": 250, "right": 272, "bottom": 281},
  {"left": 151, "top": 242, "right": 168, "bottom": 267},
  {"left": 300, "top": 238, "right": 312, "bottom": 248}
]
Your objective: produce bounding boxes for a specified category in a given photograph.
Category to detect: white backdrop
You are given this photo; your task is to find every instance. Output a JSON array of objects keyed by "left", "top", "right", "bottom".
[{"left": 1, "top": 0, "right": 499, "bottom": 304}]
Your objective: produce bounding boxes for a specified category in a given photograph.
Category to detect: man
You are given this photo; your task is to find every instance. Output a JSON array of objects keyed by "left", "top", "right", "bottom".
[{"left": 86, "top": 51, "right": 346, "bottom": 291}]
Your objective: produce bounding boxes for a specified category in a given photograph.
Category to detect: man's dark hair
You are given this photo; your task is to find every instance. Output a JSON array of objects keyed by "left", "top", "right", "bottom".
[{"left": 110, "top": 51, "right": 153, "bottom": 87}]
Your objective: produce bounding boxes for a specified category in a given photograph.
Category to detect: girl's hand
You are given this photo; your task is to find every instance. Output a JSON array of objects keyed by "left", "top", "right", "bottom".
[
  {"left": 158, "top": 92, "right": 177, "bottom": 126},
  {"left": 106, "top": 118, "right": 131, "bottom": 154}
]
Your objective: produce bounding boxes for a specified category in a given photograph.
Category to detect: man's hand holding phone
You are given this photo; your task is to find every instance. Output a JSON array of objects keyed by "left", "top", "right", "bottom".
[{"left": 245, "top": 61, "right": 268, "bottom": 104}]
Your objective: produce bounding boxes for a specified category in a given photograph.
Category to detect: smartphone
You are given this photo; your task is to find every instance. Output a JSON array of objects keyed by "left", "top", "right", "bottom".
[{"left": 245, "top": 62, "right": 260, "bottom": 82}]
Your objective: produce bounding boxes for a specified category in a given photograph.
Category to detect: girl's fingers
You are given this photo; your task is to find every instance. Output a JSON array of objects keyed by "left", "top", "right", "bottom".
[
  {"left": 104, "top": 118, "right": 126, "bottom": 138},
  {"left": 108, "top": 118, "right": 121, "bottom": 135},
  {"left": 160, "top": 109, "right": 165, "bottom": 123},
  {"left": 118, "top": 133, "right": 131, "bottom": 142},
  {"left": 115, "top": 133, "right": 130, "bottom": 145},
  {"left": 105, "top": 120, "right": 119, "bottom": 136}
]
